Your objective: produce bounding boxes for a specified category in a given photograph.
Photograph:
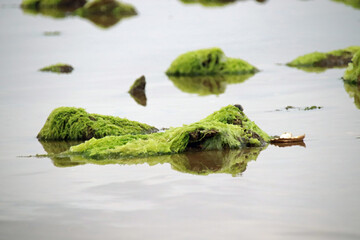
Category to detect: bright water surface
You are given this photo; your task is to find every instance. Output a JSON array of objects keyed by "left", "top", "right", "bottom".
[{"left": 0, "top": 0, "right": 360, "bottom": 239}]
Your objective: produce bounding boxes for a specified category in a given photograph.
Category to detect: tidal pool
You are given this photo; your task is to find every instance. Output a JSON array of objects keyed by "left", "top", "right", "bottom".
[{"left": 0, "top": 0, "right": 360, "bottom": 239}]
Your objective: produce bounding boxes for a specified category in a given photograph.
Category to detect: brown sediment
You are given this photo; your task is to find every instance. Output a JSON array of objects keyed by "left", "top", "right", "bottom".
[{"left": 314, "top": 54, "right": 353, "bottom": 68}]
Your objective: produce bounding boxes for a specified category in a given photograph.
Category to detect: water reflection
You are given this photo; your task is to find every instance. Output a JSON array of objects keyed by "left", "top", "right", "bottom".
[
  {"left": 179, "top": 0, "right": 267, "bottom": 7},
  {"left": 21, "top": 0, "right": 137, "bottom": 29},
  {"left": 332, "top": 0, "right": 360, "bottom": 10},
  {"left": 40, "top": 141, "right": 264, "bottom": 176},
  {"left": 344, "top": 82, "right": 360, "bottom": 109},
  {"left": 168, "top": 74, "right": 254, "bottom": 96}
]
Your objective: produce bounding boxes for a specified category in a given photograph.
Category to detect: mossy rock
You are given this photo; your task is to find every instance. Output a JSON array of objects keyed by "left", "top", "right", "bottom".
[
  {"left": 344, "top": 82, "right": 360, "bottom": 109},
  {"left": 128, "top": 75, "right": 147, "bottom": 106},
  {"left": 39, "top": 63, "right": 74, "bottom": 73},
  {"left": 343, "top": 50, "right": 360, "bottom": 84},
  {"left": 75, "top": 0, "right": 137, "bottom": 28},
  {"left": 166, "top": 48, "right": 258, "bottom": 76},
  {"left": 21, "top": 0, "right": 86, "bottom": 11},
  {"left": 332, "top": 0, "right": 360, "bottom": 9},
  {"left": 168, "top": 74, "right": 253, "bottom": 96},
  {"left": 287, "top": 46, "right": 360, "bottom": 72},
  {"left": 180, "top": 0, "right": 237, "bottom": 7},
  {"left": 37, "top": 107, "right": 158, "bottom": 141},
  {"left": 67, "top": 105, "right": 270, "bottom": 159}
]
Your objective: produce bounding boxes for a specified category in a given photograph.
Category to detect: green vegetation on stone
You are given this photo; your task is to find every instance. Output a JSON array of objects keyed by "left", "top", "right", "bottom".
[
  {"left": 128, "top": 75, "right": 147, "bottom": 106},
  {"left": 68, "top": 105, "right": 269, "bottom": 159},
  {"left": 332, "top": 0, "right": 360, "bottom": 9},
  {"left": 180, "top": 0, "right": 237, "bottom": 7},
  {"left": 344, "top": 82, "right": 360, "bottom": 109},
  {"left": 37, "top": 107, "right": 157, "bottom": 141},
  {"left": 287, "top": 46, "right": 360, "bottom": 72},
  {"left": 166, "top": 48, "right": 258, "bottom": 76},
  {"left": 343, "top": 50, "right": 360, "bottom": 84},
  {"left": 39, "top": 63, "right": 74, "bottom": 73}
]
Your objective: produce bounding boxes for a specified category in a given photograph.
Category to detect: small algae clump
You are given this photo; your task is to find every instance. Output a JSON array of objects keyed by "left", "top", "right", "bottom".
[
  {"left": 287, "top": 46, "right": 360, "bottom": 72},
  {"left": 180, "top": 0, "right": 237, "bottom": 7},
  {"left": 332, "top": 0, "right": 360, "bottom": 9},
  {"left": 276, "top": 106, "right": 323, "bottom": 111},
  {"left": 128, "top": 75, "right": 147, "bottom": 106},
  {"left": 37, "top": 107, "right": 157, "bottom": 141},
  {"left": 68, "top": 105, "right": 270, "bottom": 159},
  {"left": 168, "top": 74, "right": 253, "bottom": 96},
  {"left": 166, "top": 48, "right": 258, "bottom": 76},
  {"left": 39, "top": 63, "right": 74, "bottom": 73},
  {"left": 343, "top": 50, "right": 360, "bottom": 84},
  {"left": 21, "top": 0, "right": 86, "bottom": 10},
  {"left": 75, "top": 0, "right": 137, "bottom": 28}
]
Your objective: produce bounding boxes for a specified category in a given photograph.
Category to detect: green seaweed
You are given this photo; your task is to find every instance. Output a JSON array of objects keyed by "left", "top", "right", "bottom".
[
  {"left": 21, "top": 0, "right": 86, "bottom": 9},
  {"left": 343, "top": 50, "right": 360, "bottom": 84},
  {"left": 180, "top": 0, "right": 237, "bottom": 7},
  {"left": 332, "top": 0, "right": 360, "bottom": 9},
  {"left": 68, "top": 105, "right": 270, "bottom": 159},
  {"left": 166, "top": 48, "right": 258, "bottom": 76},
  {"left": 37, "top": 107, "right": 158, "bottom": 141},
  {"left": 39, "top": 63, "right": 74, "bottom": 73},
  {"left": 287, "top": 46, "right": 360, "bottom": 72},
  {"left": 168, "top": 74, "right": 253, "bottom": 96}
]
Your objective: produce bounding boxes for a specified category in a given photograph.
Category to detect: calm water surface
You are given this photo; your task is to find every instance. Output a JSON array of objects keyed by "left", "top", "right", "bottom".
[{"left": 0, "top": 0, "right": 360, "bottom": 239}]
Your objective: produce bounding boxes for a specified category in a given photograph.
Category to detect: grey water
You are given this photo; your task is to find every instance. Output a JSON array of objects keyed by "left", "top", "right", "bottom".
[{"left": 0, "top": 0, "right": 360, "bottom": 239}]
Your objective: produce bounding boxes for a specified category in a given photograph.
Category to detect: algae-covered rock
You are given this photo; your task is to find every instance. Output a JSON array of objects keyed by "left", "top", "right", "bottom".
[
  {"left": 287, "top": 46, "right": 360, "bottom": 72},
  {"left": 68, "top": 105, "right": 269, "bottom": 159},
  {"left": 344, "top": 82, "right": 360, "bottom": 109},
  {"left": 166, "top": 48, "right": 258, "bottom": 76},
  {"left": 343, "top": 50, "right": 360, "bottom": 84},
  {"left": 168, "top": 74, "right": 253, "bottom": 96},
  {"left": 37, "top": 107, "right": 158, "bottom": 141},
  {"left": 21, "top": 0, "right": 86, "bottom": 10},
  {"left": 75, "top": 0, "right": 137, "bottom": 28},
  {"left": 180, "top": 0, "right": 237, "bottom": 7},
  {"left": 128, "top": 75, "right": 147, "bottom": 106},
  {"left": 332, "top": 0, "right": 360, "bottom": 9},
  {"left": 39, "top": 63, "right": 74, "bottom": 73}
]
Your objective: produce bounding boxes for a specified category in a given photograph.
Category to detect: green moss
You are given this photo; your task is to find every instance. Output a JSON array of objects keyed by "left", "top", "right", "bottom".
[
  {"left": 168, "top": 74, "right": 254, "bottom": 96},
  {"left": 75, "top": 0, "right": 137, "bottom": 28},
  {"left": 37, "top": 107, "right": 158, "bottom": 141},
  {"left": 343, "top": 50, "right": 360, "bottom": 84},
  {"left": 332, "top": 0, "right": 360, "bottom": 9},
  {"left": 68, "top": 105, "right": 270, "bottom": 159},
  {"left": 39, "top": 63, "right": 74, "bottom": 73},
  {"left": 344, "top": 82, "right": 360, "bottom": 109},
  {"left": 287, "top": 46, "right": 360, "bottom": 72},
  {"left": 180, "top": 0, "right": 237, "bottom": 7},
  {"left": 166, "top": 48, "right": 258, "bottom": 76}
]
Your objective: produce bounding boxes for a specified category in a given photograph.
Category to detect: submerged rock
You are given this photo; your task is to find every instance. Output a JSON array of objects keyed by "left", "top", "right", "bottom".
[
  {"left": 168, "top": 74, "right": 253, "bottom": 96},
  {"left": 75, "top": 0, "right": 137, "bottom": 28},
  {"left": 166, "top": 48, "right": 258, "bottom": 76},
  {"left": 332, "top": 0, "right": 360, "bottom": 9},
  {"left": 39, "top": 63, "right": 73, "bottom": 73},
  {"left": 37, "top": 107, "right": 158, "bottom": 141},
  {"left": 343, "top": 50, "right": 360, "bottom": 84},
  {"left": 287, "top": 46, "right": 360, "bottom": 72},
  {"left": 68, "top": 105, "right": 270, "bottom": 159},
  {"left": 128, "top": 75, "right": 147, "bottom": 106}
]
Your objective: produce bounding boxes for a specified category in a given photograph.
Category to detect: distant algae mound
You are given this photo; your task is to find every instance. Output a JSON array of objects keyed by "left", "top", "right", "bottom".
[
  {"left": 286, "top": 46, "right": 360, "bottom": 73},
  {"left": 67, "top": 105, "right": 270, "bottom": 159},
  {"left": 37, "top": 107, "right": 157, "bottom": 141}
]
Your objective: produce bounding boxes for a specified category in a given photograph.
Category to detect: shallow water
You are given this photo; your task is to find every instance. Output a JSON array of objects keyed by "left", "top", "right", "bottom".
[{"left": 0, "top": 0, "right": 360, "bottom": 239}]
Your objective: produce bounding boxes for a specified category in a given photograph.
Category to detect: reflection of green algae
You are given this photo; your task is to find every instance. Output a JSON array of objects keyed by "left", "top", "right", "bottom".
[
  {"left": 166, "top": 48, "right": 258, "bottom": 76},
  {"left": 344, "top": 82, "right": 360, "bottom": 109},
  {"left": 67, "top": 105, "right": 269, "bottom": 159},
  {"left": 37, "top": 107, "right": 157, "bottom": 141},
  {"left": 168, "top": 74, "right": 253, "bottom": 96},
  {"left": 39, "top": 140, "right": 85, "bottom": 167},
  {"left": 332, "top": 0, "right": 360, "bottom": 9},
  {"left": 52, "top": 148, "right": 264, "bottom": 177},
  {"left": 21, "top": 0, "right": 137, "bottom": 29},
  {"left": 343, "top": 50, "right": 360, "bottom": 84},
  {"left": 287, "top": 46, "right": 360, "bottom": 73},
  {"left": 180, "top": 0, "right": 237, "bottom": 7}
]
